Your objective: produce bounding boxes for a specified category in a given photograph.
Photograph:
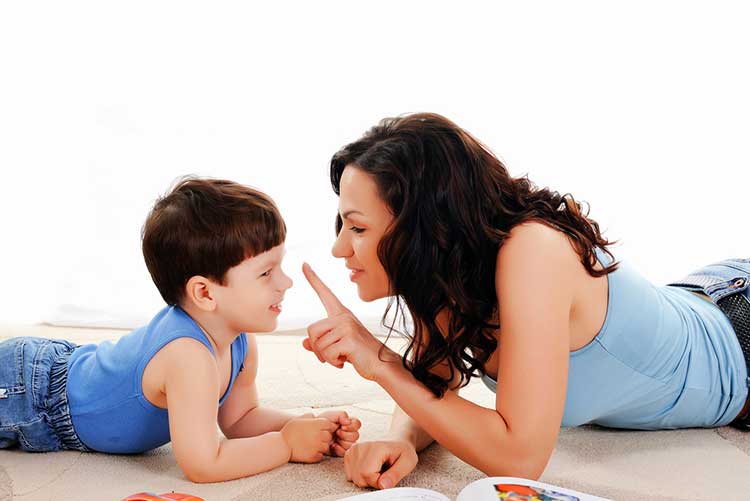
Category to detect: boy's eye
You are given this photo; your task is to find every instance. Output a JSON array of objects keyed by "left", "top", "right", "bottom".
[
  {"left": 350, "top": 226, "right": 365, "bottom": 234},
  {"left": 260, "top": 269, "right": 272, "bottom": 277}
]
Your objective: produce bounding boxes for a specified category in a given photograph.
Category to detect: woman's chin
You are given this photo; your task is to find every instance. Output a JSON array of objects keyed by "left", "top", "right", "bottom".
[{"left": 356, "top": 286, "right": 387, "bottom": 302}]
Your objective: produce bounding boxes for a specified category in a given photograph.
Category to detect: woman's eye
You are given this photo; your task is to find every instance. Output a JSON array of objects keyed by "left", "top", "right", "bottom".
[{"left": 350, "top": 226, "right": 365, "bottom": 234}]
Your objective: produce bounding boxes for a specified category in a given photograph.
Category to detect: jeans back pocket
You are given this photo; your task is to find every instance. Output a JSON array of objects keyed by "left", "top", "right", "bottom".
[
  {"left": 0, "top": 338, "right": 26, "bottom": 398},
  {"left": 0, "top": 338, "right": 29, "bottom": 434}
]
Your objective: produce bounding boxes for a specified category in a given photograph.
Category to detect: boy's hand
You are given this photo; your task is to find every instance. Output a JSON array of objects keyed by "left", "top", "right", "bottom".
[
  {"left": 280, "top": 413, "right": 339, "bottom": 463},
  {"left": 317, "top": 410, "right": 362, "bottom": 457}
]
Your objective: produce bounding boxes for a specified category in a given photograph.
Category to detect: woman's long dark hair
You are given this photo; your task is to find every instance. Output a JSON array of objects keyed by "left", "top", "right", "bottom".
[{"left": 330, "top": 113, "right": 617, "bottom": 398}]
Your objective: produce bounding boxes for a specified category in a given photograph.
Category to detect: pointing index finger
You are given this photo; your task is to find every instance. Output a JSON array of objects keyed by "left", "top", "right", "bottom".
[{"left": 302, "top": 263, "right": 348, "bottom": 317}]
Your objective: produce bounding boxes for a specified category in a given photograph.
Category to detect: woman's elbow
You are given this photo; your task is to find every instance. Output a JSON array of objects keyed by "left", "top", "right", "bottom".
[{"left": 482, "top": 453, "right": 548, "bottom": 481}]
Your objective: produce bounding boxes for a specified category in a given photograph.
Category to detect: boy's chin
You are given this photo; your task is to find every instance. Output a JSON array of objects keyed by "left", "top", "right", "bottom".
[{"left": 249, "top": 319, "right": 278, "bottom": 334}]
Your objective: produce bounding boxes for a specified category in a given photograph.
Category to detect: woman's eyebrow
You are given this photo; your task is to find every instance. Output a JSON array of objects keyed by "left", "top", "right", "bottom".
[{"left": 341, "top": 209, "right": 364, "bottom": 219}]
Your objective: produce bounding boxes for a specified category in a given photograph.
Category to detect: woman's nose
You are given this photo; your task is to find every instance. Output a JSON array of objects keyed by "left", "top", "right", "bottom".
[{"left": 331, "top": 231, "right": 352, "bottom": 259}]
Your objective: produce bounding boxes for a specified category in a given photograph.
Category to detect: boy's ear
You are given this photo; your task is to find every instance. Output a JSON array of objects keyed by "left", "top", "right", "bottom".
[{"left": 184, "top": 275, "right": 218, "bottom": 312}]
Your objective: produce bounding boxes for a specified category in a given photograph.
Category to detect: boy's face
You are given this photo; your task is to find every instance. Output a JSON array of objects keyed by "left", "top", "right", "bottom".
[{"left": 213, "top": 244, "right": 293, "bottom": 333}]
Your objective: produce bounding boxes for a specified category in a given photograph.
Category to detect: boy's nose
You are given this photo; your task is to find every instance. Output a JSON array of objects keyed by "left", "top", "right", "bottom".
[{"left": 282, "top": 272, "right": 293, "bottom": 290}]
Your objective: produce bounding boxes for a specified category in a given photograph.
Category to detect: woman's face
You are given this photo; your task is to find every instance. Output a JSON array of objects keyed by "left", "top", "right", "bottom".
[{"left": 332, "top": 165, "right": 393, "bottom": 301}]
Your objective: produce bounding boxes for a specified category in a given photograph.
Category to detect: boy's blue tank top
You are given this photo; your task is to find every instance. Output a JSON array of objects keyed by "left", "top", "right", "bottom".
[
  {"left": 66, "top": 306, "right": 248, "bottom": 453},
  {"left": 482, "top": 249, "right": 748, "bottom": 429}
]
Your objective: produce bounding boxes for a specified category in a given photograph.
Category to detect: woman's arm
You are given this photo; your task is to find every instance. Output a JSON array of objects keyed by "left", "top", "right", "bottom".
[
  {"left": 385, "top": 313, "right": 461, "bottom": 452},
  {"left": 385, "top": 223, "right": 575, "bottom": 478},
  {"left": 304, "top": 222, "right": 578, "bottom": 480},
  {"left": 341, "top": 356, "right": 461, "bottom": 488},
  {"left": 339, "top": 324, "right": 461, "bottom": 489},
  {"left": 386, "top": 403, "right": 435, "bottom": 451}
]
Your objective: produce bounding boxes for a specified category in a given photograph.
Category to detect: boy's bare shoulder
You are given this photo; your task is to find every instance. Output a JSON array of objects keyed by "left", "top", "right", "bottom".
[
  {"left": 141, "top": 336, "right": 217, "bottom": 408},
  {"left": 158, "top": 336, "right": 215, "bottom": 363}
]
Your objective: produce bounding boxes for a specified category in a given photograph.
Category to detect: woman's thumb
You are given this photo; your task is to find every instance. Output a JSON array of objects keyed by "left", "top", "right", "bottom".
[
  {"left": 377, "top": 454, "right": 413, "bottom": 489},
  {"left": 378, "top": 475, "right": 394, "bottom": 489}
]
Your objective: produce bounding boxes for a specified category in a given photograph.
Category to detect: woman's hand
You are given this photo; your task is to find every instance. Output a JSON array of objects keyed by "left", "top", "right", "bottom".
[
  {"left": 302, "top": 263, "right": 398, "bottom": 381},
  {"left": 344, "top": 440, "right": 418, "bottom": 489}
]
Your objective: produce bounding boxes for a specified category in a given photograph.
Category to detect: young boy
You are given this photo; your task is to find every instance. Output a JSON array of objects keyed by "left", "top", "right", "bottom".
[{"left": 0, "top": 177, "right": 361, "bottom": 482}]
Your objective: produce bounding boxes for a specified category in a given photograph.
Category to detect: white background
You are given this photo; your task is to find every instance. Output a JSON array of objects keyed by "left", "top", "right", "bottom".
[{"left": 0, "top": 1, "right": 748, "bottom": 330}]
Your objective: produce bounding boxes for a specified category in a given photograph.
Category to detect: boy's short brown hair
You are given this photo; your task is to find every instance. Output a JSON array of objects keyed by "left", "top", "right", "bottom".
[{"left": 142, "top": 177, "right": 286, "bottom": 305}]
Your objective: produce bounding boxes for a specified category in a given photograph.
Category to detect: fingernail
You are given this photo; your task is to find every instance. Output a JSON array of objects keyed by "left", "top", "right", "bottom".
[{"left": 380, "top": 478, "right": 393, "bottom": 489}]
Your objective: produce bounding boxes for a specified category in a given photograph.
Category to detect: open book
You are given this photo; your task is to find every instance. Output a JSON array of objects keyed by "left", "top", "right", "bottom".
[{"left": 340, "top": 477, "right": 610, "bottom": 501}]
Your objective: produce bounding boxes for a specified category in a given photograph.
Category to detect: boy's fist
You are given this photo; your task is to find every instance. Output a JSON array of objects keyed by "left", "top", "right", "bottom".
[
  {"left": 317, "top": 410, "right": 362, "bottom": 457},
  {"left": 280, "top": 414, "right": 339, "bottom": 463}
]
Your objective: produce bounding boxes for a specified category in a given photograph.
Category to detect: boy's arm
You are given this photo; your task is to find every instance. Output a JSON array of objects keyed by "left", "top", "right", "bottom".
[
  {"left": 217, "top": 333, "right": 298, "bottom": 438},
  {"left": 218, "top": 334, "right": 362, "bottom": 457},
  {"left": 164, "top": 337, "right": 292, "bottom": 482}
]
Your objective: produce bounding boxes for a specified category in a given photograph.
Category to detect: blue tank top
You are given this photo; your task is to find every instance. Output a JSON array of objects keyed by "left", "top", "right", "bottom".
[
  {"left": 66, "top": 306, "right": 248, "bottom": 453},
  {"left": 482, "top": 249, "right": 748, "bottom": 429}
]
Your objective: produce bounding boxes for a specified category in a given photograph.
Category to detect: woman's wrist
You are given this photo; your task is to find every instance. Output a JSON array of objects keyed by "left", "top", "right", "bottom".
[
  {"left": 384, "top": 430, "right": 418, "bottom": 449},
  {"left": 372, "top": 349, "right": 405, "bottom": 388}
]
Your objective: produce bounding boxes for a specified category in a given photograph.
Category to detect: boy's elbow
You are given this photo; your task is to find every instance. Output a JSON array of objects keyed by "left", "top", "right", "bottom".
[
  {"left": 185, "top": 470, "right": 210, "bottom": 484},
  {"left": 218, "top": 423, "right": 238, "bottom": 440},
  {"left": 181, "top": 463, "right": 210, "bottom": 483},
  {"left": 184, "top": 465, "right": 220, "bottom": 484},
  {"left": 180, "top": 455, "right": 222, "bottom": 483}
]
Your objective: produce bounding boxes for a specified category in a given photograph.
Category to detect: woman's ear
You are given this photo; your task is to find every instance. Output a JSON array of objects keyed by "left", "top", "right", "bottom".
[{"left": 184, "top": 275, "right": 217, "bottom": 312}]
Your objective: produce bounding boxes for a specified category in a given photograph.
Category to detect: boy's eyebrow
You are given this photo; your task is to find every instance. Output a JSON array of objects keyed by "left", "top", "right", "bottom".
[{"left": 252, "top": 250, "right": 285, "bottom": 269}]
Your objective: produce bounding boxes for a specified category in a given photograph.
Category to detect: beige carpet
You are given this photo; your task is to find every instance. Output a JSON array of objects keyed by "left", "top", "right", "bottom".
[{"left": 2, "top": 325, "right": 750, "bottom": 501}]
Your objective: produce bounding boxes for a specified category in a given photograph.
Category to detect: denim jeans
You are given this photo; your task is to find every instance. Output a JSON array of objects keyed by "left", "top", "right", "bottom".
[
  {"left": 669, "top": 258, "right": 750, "bottom": 426},
  {"left": 0, "top": 337, "right": 89, "bottom": 452},
  {"left": 669, "top": 258, "right": 750, "bottom": 304}
]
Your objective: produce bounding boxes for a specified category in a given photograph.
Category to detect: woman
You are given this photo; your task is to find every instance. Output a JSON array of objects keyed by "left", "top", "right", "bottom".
[{"left": 302, "top": 113, "right": 750, "bottom": 490}]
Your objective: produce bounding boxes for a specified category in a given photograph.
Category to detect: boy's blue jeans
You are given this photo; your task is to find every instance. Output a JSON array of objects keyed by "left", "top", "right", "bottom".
[{"left": 0, "top": 337, "right": 89, "bottom": 452}]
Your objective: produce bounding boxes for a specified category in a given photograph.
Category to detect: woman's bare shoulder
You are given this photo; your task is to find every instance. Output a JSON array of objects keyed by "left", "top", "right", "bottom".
[
  {"left": 494, "top": 220, "right": 585, "bottom": 316},
  {"left": 498, "top": 220, "right": 580, "bottom": 266}
]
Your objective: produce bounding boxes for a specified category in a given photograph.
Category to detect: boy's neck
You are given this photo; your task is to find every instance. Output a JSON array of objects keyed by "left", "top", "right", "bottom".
[{"left": 179, "top": 302, "right": 238, "bottom": 355}]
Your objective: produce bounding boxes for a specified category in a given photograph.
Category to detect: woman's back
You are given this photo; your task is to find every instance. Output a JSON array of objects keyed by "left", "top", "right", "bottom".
[{"left": 484, "top": 248, "right": 747, "bottom": 429}]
